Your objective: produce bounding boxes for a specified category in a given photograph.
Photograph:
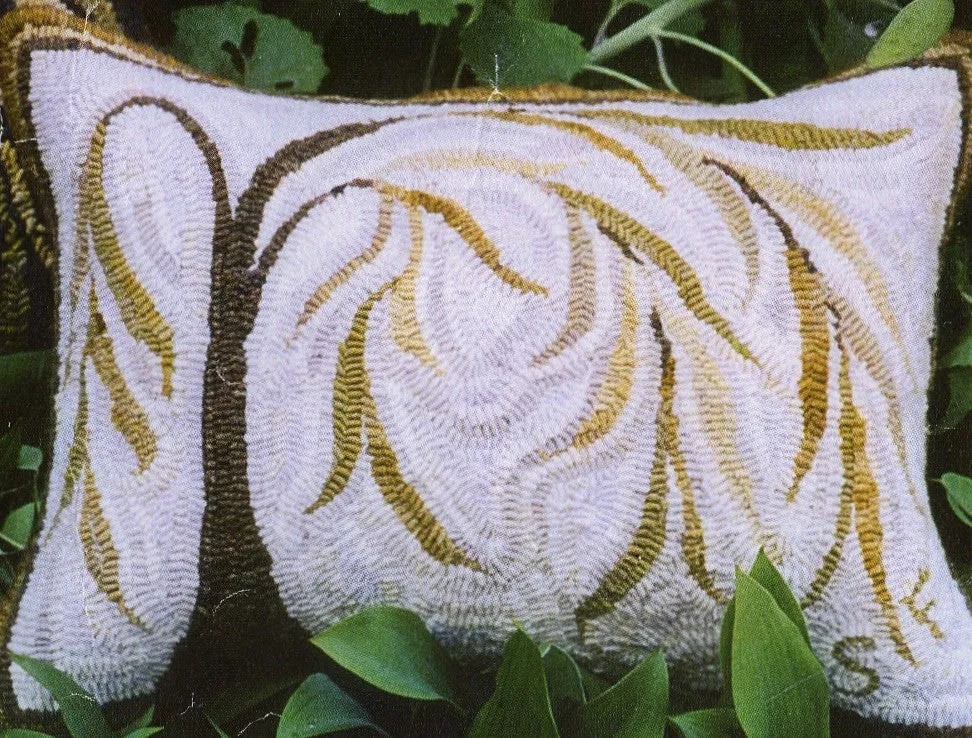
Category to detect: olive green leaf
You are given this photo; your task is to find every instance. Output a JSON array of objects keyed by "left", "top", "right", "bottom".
[
  {"left": 311, "top": 606, "right": 460, "bottom": 706},
  {"left": 169, "top": 4, "right": 328, "bottom": 93},
  {"left": 670, "top": 707, "right": 744, "bottom": 738},
  {"left": 277, "top": 673, "right": 385, "bottom": 737},
  {"left": 866, "top": 0, "right": 954, "bottom": 67},
  {"left": 468, "top": 628, "right": 559, "bottom": 738},
  {"left": 459, "top": 4, "right": 588, "bottom": 86},
  {"left": 9, "top": 653, "right": 113, "bottom": 738},
  {"left": 579, "top": 649, "right": 668, "bottom": 738},
  {"left": 731, "top": 569, "right": 830, "bottom": 738},
  {"left": 941, "top": 473, "right": 972, "bottom": 528}
]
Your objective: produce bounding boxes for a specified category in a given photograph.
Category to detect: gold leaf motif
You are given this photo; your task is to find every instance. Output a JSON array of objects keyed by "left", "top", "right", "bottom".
[
  {"left": 296, "top": 193, "right": 396, "bottom": 334},
  {"left": 82, "top": 120, "right": 176, "bottom": 398},
  {"left": 390, "top": 207, "right": 441, "bottom": 372},
  {"left": 369, "top": 180, "right": 548, "bottom": 296},
  {"left": 573, "top": 109, "right": 910, "bottom": 150},
  {"left": 534, "top": 206, "right": 598, "bottom": 364},
  {"left": 87, "top": 287, "right": 157, "bottom": 473},
  {"left": 550, "top": 267, "right": 637, "bottom": 456},
  {"left": 545, "top": 182, "right": 757, "bottom": 366},
  {"left": 574, "top": 308, "right": 669, "bottom": 629},
  {"left": 80, "top": 465, "right": 144, "bottom": 628},
  {"left": 473, "top": 111, "right": 664, "bottom": 192}
]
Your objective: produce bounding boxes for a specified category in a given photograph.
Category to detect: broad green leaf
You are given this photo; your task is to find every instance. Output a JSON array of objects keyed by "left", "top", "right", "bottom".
[
  {"left": 866, "top": 0, "right": 953, "bottom": 68},
  {"left": 311, "top": 606, "right": 459, "bottom": 705},
  {"left": 362, "top": 0, "right": 461, "bottom": 25},
  {"left": 749, "top": 549, "right": 810, "bottom": 646},
  {"left": 944, "top": 368, "right": 972, "bottom": 428},
  {"left": 205, "top": 714, "right": 231, "bottom": 738},
  {"left": 115, "top": 706, "right": 155, "bottom": 736},
  {"left": 277, "top": 673, "right": 384, "bottom": 738},
  {"left": 809, "top": 5, "right": 876, "bottom": 73},
  {"left": 0, "top": 351, "right": 50, "bottom": 418},
  {"left": 0, "top": 503, "right": 35, "bottom": 550},
  {"left": 717, "top": 598, "right": 734, "bottom": 702},
  {"left": 205, "top": 674, "right": 301, "bottom": 728},
  {"left": 542, "top": 644, "right": 585, "bottom": 706},
  {"left": 468, "top": 628, "right": 558, "bottom": 738},
  {"left": 121, "top": 730, "right": 162, "bottom": 738},
  {"left": 579, "top": 666, "right": 609, "bottom": 701},
  {"left": 169, "top": 4, "right": 328, "bottom": 93},
  {"left": 941, "top": 473, "right": 972, "bottom": 528},
  {"left": 4, "top": 731, "right": 57, "bottom": 737},
  {"left": 0, "top": 421, "right": 22, "bottom": 478},
  {"left": 10, "top": 653, "right": 112, "bottom": 738},
  {"left": 580, "top": 650, "right": 668, "bottom": 738},
  {"left": 459, "top": 5, "right": 588, "bottom": 86},
  {"left": 731, "top": 570, "right": 830, "bottom": 738},
  {"left": 670, "top": 708, "right": 744, "bottom": 738},
  {"left": 17, "top": 446, "right": 42, "bottom": 472},
  {"left": 512, "top": 0, "right": 555, "bottom": 21},
  {"left": 944, "top": 328, "right": 972, "bottom": 369}
]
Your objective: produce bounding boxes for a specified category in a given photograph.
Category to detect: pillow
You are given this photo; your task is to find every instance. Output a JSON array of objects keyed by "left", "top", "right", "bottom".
[{"left": 1, "top": 5, "right": 971, "bottom": 732}]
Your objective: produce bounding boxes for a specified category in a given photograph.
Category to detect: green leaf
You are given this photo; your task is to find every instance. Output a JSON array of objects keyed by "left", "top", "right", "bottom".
[
  {"left": 17, "top": 446, "right": 42, "bottom": 473},
  {"left": 0, "top": 503, "right": 35, "bottom": 550},
  {"left": 809, "top": 6, "right": 876, "bottom": 73},
  {"left": 114, "top": 706, "right": 156, "bottom": 737},
  {"left": 277, "top": 673, "right": 384, "bottom": 738},
  {"left": 670, "top": 708, "right": 744, "bottom": 738},
  {"left": 4, "top": 731, "right": 57, "bottom": 737},
  {"left": 578, "top": 667, "right": 609, "bottom": 701},
  {"left": 579, "top": 650, "right": 668, "bottom": 738},
  {"left": 121, "top": 730, "right": 162, "bottom": 738},
  {"left": 310, "top": 606, "right": 459, "bottom": 706},
  {"left": 459, "top": 5, "right": 588, "bottom": 86},
  {"left": 9, "top": 653, "right": 112, "bottom": 738},
  {"left": 944, "top": 328, "right": 972, "bottom": 368},
  {"left": 361, "top": 0, "right": 462, "bottom": 25},
  {"left": 718, "top": 598, "right": 734, "bottom": 703},
  {"left": 0, "top": 351, "right": 50, "bottom": 419},
  {"left": 0, "top": 421, "right": 22, "bottom": 479},
  {"left": 943, "top": 367, "right": 972, "bottom": 428},
  {"left": 749, "top": 549, "right": 810, "bottom": 646},
  {"left": 541, "top": 644, "right": 585, "bottom": 706},
  {"left": 866, "top": 0, "right": 954, "bottom": 68},
  {"left": 205, "top": 674, "right": 301, "bottom": 728},
  {"left": 731, "top": 570, "right": 830, "bottom": 738},
  {"left": 204, "top": 714, "right": 230, "bottom": 738},
  {"left": 169, "top": 4, "right": 328, "bottom": 93},
  {"left": 941, "top": 473, "right": 972, "bottom": 528},
  {"left": 512, "top": 0, "right": 555, "bottom": 21},
  {"left": 468, "top": 628, "right": 559, "bottom": 738}
]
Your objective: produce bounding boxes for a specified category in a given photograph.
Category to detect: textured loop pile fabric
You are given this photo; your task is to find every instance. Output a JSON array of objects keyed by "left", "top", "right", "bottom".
[{"left": 1, "top": 1, "right": 972, "bottom": 733}]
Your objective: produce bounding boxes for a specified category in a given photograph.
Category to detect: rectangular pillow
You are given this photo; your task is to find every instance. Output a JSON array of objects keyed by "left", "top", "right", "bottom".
[{"left": 1, "top": 5, "right": 971, "bottom": 733}]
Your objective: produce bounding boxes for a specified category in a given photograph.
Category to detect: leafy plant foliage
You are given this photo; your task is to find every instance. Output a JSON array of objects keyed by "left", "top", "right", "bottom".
[{"left": 12, "top": 552, "right": 831, "bottom": 736}]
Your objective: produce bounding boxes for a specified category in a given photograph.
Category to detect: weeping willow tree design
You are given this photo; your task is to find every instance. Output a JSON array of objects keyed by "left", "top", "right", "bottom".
[{"left": 55, "top": 97, "right": 931, "bottom": 667}]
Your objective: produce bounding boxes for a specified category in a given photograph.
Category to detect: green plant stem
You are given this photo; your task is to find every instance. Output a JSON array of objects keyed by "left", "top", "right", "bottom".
[
  {"left": 652, "top": 37, "right": 681, "bottom": 93},
  {"left": 653, "top": 29, "right": 776, "bottom": 97},
  {"left": 423, "top": 26, "right": 444, "bottom": 92},
  {"left": 593, "top": 3, "right": 619, "bottom": 48},
  {"left": 584, "top": 64, "right": 652, "bottom": 90},
  {"left": 588, "top": 0, "right": 713, "bottom": 63},
  {"left": 451, "top": 61, "right": 465, "bottom": 88}
]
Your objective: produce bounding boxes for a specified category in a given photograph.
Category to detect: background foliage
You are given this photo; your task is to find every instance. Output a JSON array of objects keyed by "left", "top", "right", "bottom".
[{"left": 1, "top": 0, "right": 971, "bottom": 735}]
